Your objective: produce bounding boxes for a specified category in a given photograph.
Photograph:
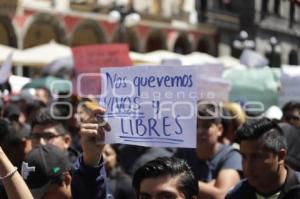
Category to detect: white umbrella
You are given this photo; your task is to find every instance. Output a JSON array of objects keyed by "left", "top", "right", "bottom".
[
  {"left": 15, "top": 41, "right": 72, "bottom": 67},
  {"left": 129, "top": 51, "right": 156, "bottom": 65},
  {"left": 130, "top": 50, "right": 182, "bottom": 65},
  {"left": 145, "top": 50, "right": 184, "bottom": 62},
  {"left": 130, "top": 50, "right": 220, "bottom": 66},
  {"left": 0, "top": 44, "right": 22, "bottom": 64},
  {"left": 182, "top": 52, "right": 220, "bottom": 65},
  {"left": 218, "top": 56, "right": 246, "bottom": 69}
]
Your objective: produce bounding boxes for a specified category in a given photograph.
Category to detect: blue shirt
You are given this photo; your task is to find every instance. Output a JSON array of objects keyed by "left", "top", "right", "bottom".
[
  {"left": 176, "top": 144, "right": 242, "bottom": 182},
  {"left": 71, "top": 156, "right": 114, "bottom": 199}
]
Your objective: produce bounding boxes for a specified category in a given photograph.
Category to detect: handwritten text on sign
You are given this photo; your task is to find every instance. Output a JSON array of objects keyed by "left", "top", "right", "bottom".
[
  {"left": 100, "top": 66, "right": 197, "bottom": 148},
  {"left": 279, "top": 65, "right": 300, "bottom": 107}
]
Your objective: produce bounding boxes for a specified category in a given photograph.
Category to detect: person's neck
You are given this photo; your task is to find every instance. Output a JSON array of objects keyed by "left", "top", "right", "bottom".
[
  {"left": 256, "top": 166, "right": 287, "bottom": 195},
  {"left": 196, "top": 143, "right": 220, "bottom": 160}
]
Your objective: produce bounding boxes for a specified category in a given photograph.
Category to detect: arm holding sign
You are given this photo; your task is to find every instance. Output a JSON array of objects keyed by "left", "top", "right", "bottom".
[{"left": 71, "top": 102, "right": 113, "bottom": 199}]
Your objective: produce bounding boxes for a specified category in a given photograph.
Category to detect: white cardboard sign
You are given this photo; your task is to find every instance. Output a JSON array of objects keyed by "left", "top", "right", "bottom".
[{"left": 100, "top": 65, "right": 197, "bottom": 148}]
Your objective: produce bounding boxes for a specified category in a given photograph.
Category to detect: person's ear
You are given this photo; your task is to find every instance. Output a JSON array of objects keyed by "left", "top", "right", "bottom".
[
  {"left": 63, "top": 135, "right": 71, "bottom": 149},
  {"left": 21, "top": 138, "right": 32, "bottom": 154},
  {"left": 63, "top": 171, "right": 72, "bottom": 186},
  {"left": 217, "top": 123, "right": 223, "bottom": 137},
  {"left": 278, "top": 148, "right": 287, "bottom": 165}
]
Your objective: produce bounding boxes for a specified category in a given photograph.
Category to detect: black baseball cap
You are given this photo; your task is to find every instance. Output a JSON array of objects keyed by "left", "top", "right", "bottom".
[{"left": 22, "top": 144, "right": 72, "bottom": 199}]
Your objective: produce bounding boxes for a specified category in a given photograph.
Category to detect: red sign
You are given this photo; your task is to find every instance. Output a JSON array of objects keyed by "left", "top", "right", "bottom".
[{"left": 72, "top": 44, "right": 133, "bottom": 97}]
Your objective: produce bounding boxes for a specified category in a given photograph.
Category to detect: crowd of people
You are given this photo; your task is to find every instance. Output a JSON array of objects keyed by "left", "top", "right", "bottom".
[{"left": 0, "top": 78, "right": 300, "bottom": 199}]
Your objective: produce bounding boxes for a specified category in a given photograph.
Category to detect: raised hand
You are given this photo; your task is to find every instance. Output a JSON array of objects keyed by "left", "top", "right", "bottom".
[{"left": 78, "top": 102, "right": 111, "bottom": 166}]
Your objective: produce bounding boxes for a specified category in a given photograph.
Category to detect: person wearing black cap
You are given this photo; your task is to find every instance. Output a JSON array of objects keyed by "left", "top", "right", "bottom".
[
  {"left": 22, "top": 144, "right": 72, "bottom": 199},
  {"left": 24, "top": 102, "right": 113, "bottom": 199}
]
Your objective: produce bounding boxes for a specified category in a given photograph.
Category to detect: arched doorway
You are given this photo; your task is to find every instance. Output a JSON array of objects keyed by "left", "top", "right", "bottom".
[
  {"left": 145, "top": 29, "right": 167, "bottom": 52},
  {"left": 173, "top": 32, "right": 192, "bottom": 55},
  {"left": 0, "top": 14, "right": 18, "bottom": 47},
  {"left": 70, "top": 19, "right": 107, "bottom": 47},
  {"left": 112, "top": 26, "right": 140, "bottom": 52},
  {"left": 22, "top": 13, "right": 67, "bottom": 77},
  {"left": 288, "top": 48, "right": 299, "bottom": 65},
  {"left": 196, "top": 36, "right": 212, "bottom": 55},
  {"left": 23, "top": 13, "right": 67, "bottom": 49}
]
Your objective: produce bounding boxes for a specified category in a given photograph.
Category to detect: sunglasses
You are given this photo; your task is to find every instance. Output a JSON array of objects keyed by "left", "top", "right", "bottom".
[{"left": 29, "top": 132, "right": 62, "bottom": 141}]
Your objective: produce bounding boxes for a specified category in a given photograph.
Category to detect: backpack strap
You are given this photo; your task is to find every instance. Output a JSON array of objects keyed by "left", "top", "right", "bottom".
[{"left": 215, "top": 145, "right": 238, "bottom": 174}]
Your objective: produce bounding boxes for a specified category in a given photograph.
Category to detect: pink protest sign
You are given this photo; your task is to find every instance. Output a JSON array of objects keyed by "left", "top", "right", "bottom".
[{"left": 72, "top": 44, "right": 133, "bottom": 97}]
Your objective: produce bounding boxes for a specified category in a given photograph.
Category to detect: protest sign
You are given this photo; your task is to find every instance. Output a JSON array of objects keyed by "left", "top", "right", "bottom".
[
  {"left": 197, "top": 77, "right": 230, "bottom": 102},
  {"left": 100, "top": 65, "right": 197, "bottom": 148},
  {"left": 0, "top": 52, "right": 13, "bottom": 84},
  {"left": 240, "top": 49, "right": 269, "bottom": 68},
  {"left": 161, "top": 58, "right": 182, "bottom": 66},
  {"left": 191, "top": 63, "right": 224, "bottom": 78},
  {"left": 223, "top": 68, "right": 279, "bottom": 113},
  {"left": 279, "top": 65, "right": 300, "bottom": 107},
  {"left": 185, "top": 64, "right": 229, "bottom": 102},
  {"left": 72, "top": 44, "right": 132, "bottom": 97}
]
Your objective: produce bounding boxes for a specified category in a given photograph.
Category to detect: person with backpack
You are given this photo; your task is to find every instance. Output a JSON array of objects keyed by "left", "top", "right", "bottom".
[
  {"left": 175, "top": 103, "right": 242, "bottom": 199},
  {"left": 226, "top": 118, "right": 300, "bottom": 199}
]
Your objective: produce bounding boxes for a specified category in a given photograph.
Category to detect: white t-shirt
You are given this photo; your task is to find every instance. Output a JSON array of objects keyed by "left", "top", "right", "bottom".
[{"left": 255, "top": 191, "right": 280, "bottom": 199}]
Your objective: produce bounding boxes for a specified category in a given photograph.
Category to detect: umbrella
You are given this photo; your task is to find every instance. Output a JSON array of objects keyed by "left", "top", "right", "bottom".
[
  {"left": 0, "top": 44, "right": 25, "bottom": 68},
  {"left": 0, "top": 44, "right": 20, "bottom": 64},
  {"left": 218, "top": 56, "right": 246, "bottom": 69},
  {"left": 15, "top": 41, "right": 72, "bottom": 68},
  {"left": 129, "top": 50, "right": 220, "bottom": 66},
  {"left": 22, "top": 76, "right": 71, "bottom": 93}
]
